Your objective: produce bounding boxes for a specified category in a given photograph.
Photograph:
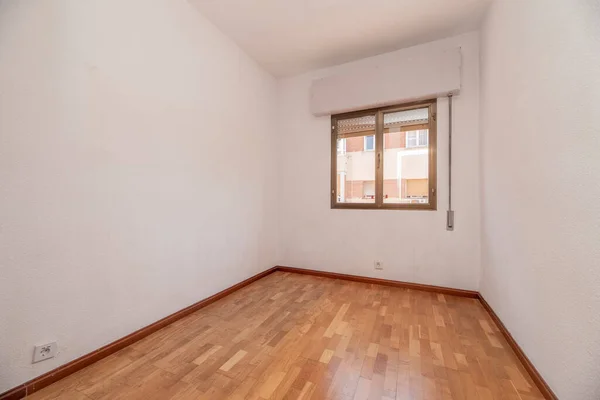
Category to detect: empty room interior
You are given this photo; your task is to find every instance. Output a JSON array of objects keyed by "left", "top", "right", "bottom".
[{"left": 1, "top": 0, "right": 599, "bottom": 399}]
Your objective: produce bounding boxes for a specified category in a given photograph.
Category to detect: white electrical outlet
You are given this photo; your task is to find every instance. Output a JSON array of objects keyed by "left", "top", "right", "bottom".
[
  {"left": 33, "top": 342, "right": 57, "bottom": 363},
  {"left": 374, "top": 261, "right": 383, "bottom": 270}
]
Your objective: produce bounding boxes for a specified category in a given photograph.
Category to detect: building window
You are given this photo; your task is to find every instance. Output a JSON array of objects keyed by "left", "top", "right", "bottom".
[
  {"left": 364, "top": 135, "right": 375, "bottom": 151},
  {"left": 331, "top": 99, "right": 437, "bottom": 210},
  {"left": 406, "top": 130, "right": 428, "bottom": 148}
]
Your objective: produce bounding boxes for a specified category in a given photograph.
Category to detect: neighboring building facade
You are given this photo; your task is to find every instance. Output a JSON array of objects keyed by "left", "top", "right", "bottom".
[
  {"left": 335, "top": 108, "right": 430, "bottom": 204},
  {"left": 336, "top": 130, "right": 429, "bottom": 203}
]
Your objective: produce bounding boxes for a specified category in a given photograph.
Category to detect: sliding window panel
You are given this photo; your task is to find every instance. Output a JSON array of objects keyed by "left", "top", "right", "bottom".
[
  {"left": 332, "top": 114, "right": 377, "bottom": 205},
  {"left": 382, "top": 107, "right": 431, "bottom": 205}
]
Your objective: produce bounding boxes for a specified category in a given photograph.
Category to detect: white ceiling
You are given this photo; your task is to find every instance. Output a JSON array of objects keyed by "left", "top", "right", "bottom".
[{"left": 190, "top": 0, "right": 491, "bottom": 77}]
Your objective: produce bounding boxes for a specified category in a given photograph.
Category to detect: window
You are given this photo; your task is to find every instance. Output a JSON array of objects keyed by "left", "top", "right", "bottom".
[
  {"left": 331, "top": 99, "right": 437, "bottom": 210},
  {"left": 364, "top": 135, "right": 375, "bottom": 151},
  {"left": 406, "top": 130, "right": 428, "bottom": 148}
]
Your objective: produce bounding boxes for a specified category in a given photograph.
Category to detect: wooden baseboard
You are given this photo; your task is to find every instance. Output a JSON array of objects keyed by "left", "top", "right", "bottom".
[
  {"left": 0, "top": 266, "right": 278, "bottom": 400},
  {"left": 0, "top": 388, "right": 25, "bottom": 400},
  {"left": 478, "top": 294, "right": 557, "bottom": 400},
  {"left": 1, "top": 265, "right": 556, "bottom": 400},
  {"left": 276, "top": 265, "right": 479, "bottom": 298}
]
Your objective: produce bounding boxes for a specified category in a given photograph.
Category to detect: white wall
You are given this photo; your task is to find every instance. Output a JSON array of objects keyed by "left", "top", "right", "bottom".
[
  {"left": 0, "top": 0, "right": 279, "bottom": 391},
  {"left": 278, "top": 32, "right": 481, "bottom": 290},
  {"left": 479, "top": 1, "right": 600, "bottom": 399}
]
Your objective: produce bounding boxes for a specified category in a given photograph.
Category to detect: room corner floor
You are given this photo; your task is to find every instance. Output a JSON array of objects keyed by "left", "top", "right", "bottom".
[{"left": 25, "top": 271, "right": 544, "bottom": 399}]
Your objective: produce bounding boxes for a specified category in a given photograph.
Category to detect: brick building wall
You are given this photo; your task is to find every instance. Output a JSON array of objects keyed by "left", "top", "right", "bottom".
[
  {"left": 345, "top": 180, "right": 364, "bottom": 199},
  {"left": 383, "top": 179, "right": 400, "bottom": 199},
  {"left": 384, "top": 131, "right": 405, "bottom": 149},
  {"left": 345, "top": 136, "right": 366, "bottom": 152},
  {"left": 342, "top": 132, "right": 406, "bottom": 153}
]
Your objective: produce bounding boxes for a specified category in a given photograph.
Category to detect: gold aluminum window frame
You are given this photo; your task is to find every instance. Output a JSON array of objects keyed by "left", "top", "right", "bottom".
[{"left": 331, "top": 99, "right": 437, "bottom": 210}]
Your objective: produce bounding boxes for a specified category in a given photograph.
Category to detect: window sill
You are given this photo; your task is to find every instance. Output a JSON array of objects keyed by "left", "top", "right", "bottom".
[{"left": 331, "top": 203, "right": 436, "bottom": 211}]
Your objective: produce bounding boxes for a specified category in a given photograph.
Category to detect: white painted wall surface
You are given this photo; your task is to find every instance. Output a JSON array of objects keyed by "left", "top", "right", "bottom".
[
  {"left": 278, "top": 32, "right": 481, "bottom": 290},
  {"left": 0, "top": 0, "right": 278, "bottom": 391},
  {"left": 479, "top": 1, "right": 600, "bottom": 399}
]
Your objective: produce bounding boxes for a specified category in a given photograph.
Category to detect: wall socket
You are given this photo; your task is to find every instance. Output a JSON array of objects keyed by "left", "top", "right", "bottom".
[
  {"left": 33, "top": 342, "right": 57, "bottom": 363},
  {"left": 374, "top": 261, "right": 383, "bottom": 270}
]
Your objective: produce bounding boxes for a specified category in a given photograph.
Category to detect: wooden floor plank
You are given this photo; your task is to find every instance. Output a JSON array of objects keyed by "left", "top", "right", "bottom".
[{"left": 25, "top": 271, "right": 546, "bottom": 399}]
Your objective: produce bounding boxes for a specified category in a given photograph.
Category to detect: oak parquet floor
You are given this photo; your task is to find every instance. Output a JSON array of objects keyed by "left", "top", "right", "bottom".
[{"left": 26, "top": 271, "right": 545, "bottom": 399}]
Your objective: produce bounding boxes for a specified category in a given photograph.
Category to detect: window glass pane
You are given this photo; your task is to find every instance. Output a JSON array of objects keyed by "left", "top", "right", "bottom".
[
  {"left": 382, "top": 108, "right": 430, "bottom": 204},
  {"left": 364, "top": 135, "right": 374, "bottom": 151},
  {"left": 383, "top": 107, "right": 428, "bottom": 129},
  {"left": 337, "top": 138, "right": 346, "bottom": 155},
  {"left": 337, "top": 115, "right": 376, "bottom": 135},
  {"left": 335, "top": 115, "right": 376, "bottom": 204}
]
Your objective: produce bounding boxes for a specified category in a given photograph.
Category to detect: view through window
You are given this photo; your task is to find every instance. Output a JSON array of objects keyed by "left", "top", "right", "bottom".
[{"left": 331, "top": 99, "right": 437, "bottom": 210}]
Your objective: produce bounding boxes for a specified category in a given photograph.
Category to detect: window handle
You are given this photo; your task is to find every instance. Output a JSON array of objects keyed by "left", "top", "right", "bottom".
[{"left": 377, "top": 153, "right": 381, "bottom": 169}]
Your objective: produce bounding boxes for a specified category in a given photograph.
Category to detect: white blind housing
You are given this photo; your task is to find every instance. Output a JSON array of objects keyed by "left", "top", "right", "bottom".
[{"left": 310, "top": 48, "right": 461, "bottom": 116}]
